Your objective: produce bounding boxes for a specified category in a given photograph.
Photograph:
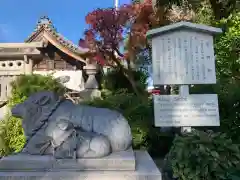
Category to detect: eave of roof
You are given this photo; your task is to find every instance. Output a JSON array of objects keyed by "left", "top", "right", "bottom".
[
  {"left": 0, "top": 42, "right": 44, "bottom": 59},
  {"left": 0, "top": 42, "right": 45, "bottom": 48}
]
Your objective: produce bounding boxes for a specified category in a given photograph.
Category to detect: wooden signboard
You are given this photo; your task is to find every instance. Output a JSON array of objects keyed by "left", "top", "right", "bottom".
[
  {"left": 146, "top": 22, "right": 222, "bottom": 128},
  {"left": 151, "top": 31, "right": 217, "bottom": 85}
]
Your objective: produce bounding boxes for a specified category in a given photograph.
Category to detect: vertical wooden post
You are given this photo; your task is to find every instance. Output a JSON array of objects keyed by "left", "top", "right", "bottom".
[{"left": 179, "top": 85, "right": 192, "bottom": 133}]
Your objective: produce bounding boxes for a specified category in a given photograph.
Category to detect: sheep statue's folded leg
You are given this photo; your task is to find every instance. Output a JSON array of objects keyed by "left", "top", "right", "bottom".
[{"left": 76, "top": 130, "right": 111, "bottom": 158}]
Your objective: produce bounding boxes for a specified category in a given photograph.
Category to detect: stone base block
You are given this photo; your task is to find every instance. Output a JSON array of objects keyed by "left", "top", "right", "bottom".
[
  {"left": 0, "top": 151, "right": 162, "bottom": 180},
  {"left": 0, "top": 148, "right": 135, "bottom": 171},
  {"left": 79, "top": 89, "right": 101, "bottom": 101}
]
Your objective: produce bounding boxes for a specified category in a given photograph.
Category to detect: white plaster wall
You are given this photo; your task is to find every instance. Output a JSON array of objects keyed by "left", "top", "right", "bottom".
[
  {"left": 34, "top": 70, "right": 85, "bottom": 92},
  {"left": 0, "top": 105, "right": 9, "bottom": 120},
  {"left": 0, "top": 60, "right": 25, "bottom": 75}
]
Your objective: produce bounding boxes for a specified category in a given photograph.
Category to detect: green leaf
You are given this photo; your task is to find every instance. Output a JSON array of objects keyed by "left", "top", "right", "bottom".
[
  {"left": 229, "top": 145, "right": 240, "bottom": 153},
  {"left": 211, "top": 151, "right": 220, "bottom": 158},
  {"left": 183, "top": 168, "right": 191, "bottom": 175},
  {"left": 234, "top": 154, "right": 240, "bottom": 159},
  {"left": 230, "top": 175, "right": 240, "bottom": 180},
  {"left": 173, "top": 172, "right": 179, "bottom": 178}
]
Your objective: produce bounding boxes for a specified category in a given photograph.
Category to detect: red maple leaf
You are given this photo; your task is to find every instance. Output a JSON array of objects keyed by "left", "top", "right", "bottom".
[{"left": 82, "top": 0, "right": 158, "bottom": 67}]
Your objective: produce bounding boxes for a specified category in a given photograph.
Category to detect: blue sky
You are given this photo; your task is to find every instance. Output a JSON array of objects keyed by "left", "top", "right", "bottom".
[{"left": 0, "top": 0, "right": 131, "bottom": 43}]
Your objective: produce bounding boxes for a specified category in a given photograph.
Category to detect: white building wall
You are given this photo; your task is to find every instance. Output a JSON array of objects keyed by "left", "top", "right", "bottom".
[{"left": 34, "top": 70, "right": 85, "bottom": 92}]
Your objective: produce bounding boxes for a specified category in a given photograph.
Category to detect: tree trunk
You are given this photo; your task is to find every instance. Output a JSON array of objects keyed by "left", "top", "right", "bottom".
[
  {"left": 116, "top": 65, "right": 142, "bottom": 97},
  {"left": 209, "top": 0, "right": 237, "bottom": 20},
  {"left": 111, "top": 54, "right": 143, "bottom": 97},
  {"left": 124, "top": 69, "right": 142, "bottom": 97}
]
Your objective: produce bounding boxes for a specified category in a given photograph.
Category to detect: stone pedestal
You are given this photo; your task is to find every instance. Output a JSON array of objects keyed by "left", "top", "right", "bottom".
[
  {"left": 0, "top": 148, "right": 135, "bottom": 171},
  {"left": 0, "top": 151, "right": 162, "bottom": 180}
]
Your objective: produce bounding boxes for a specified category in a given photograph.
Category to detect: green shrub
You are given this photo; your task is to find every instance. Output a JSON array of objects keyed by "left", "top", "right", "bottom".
[
  {"left": 190, "top": 81, "right": 240, "bottom": 143},
  {"left": 9, "top": 74, "right": 66, "bottom": 108},
  {"left": 228, "top": 169, "right": 240, "bottom": 180},
  {"left": 163, "top": 130, "right": 240, "bottom": 180},
  {"left": 214, "top": 12, "right": 240, "bottom": 81},
  {"left": 194, "top": 0, "right": 215, "bottom": 25},
  {"left": 0, "top": 74, "right": 66, "bottom": 156},
  {"left": 217, "top": 82, "right": 240, "bottom": 143},
  {"left": 0, "top": 116, "right": 25, "bottom": 155},
  {"left": 102, "top": 69, "right": 148, "bottom": 94},
  {"left": 85, "top": 90, "right": 174, "bottom": 157},
  {"left": 190, "top": 12, "right": 240, "bottom": 142},
  {"left": 0, "top": 121, "right": 10, "bottom": 156}
]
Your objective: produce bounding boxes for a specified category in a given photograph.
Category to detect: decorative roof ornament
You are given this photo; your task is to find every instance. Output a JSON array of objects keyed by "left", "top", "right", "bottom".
[
  {"left": 25, "top": 16, "right": 90, "bottom": 56},
  {"left": 34, "top": 15, "right": 56, "bottom": 32}
]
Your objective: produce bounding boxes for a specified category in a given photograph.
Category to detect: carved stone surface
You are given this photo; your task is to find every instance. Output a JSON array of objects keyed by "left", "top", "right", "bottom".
[
  {"left": 0, "top": 148, "right": 135, "bottom": 171},
  {"left": 11, "top": 91, "right": 132, "bottom": 159},
  {"left": 0, "top": 151, "right": 162, "bottom": 180},
  {"left": 79, "top": 89, "right": 101, "bottom": 101}
]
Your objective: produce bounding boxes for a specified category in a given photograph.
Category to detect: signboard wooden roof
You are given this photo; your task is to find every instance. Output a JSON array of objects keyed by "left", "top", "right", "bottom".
[{"left": 146, "top": 21, "right": 222, "bottom": 39}]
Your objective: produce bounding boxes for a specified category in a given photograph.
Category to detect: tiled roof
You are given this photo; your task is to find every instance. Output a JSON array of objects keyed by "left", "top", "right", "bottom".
[{"left": 25, "top": 16, "right": 89, "bottom": 55}]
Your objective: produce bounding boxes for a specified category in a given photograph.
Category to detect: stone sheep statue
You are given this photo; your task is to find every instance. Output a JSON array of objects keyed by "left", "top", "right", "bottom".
[{"left": 11, "top": 91, "right": 132, "bottom": 159}]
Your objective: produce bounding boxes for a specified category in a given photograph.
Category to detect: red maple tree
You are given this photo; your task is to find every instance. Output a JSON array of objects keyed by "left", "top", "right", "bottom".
[{"left": 81, "top": 0, "right": 159, "bottom": 96}]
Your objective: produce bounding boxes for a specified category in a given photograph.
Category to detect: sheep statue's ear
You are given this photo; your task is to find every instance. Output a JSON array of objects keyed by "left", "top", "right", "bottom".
[{"left": 38, "top": 95, "right": 51, "bottom": 106}]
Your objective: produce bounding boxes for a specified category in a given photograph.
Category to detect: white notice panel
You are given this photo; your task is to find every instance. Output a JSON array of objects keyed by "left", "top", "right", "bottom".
[
  {"left": 152, "top": 31, "right": 216, "bottom": 85},
  {"left": 153, "top": 94, "right": 220, "bottom": 127}
]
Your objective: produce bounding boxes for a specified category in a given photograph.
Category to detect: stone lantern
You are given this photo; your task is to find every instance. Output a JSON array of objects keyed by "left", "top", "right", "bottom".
[
  {"left": 80, "top": 61, "right": 101, "bottom": 101},
  {"left": 83, "top": 63, "right": 99, "bottom": 90}
]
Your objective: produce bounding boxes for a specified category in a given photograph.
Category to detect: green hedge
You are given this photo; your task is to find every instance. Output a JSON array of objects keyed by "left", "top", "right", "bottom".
[
  {"left": 8, "top": 74, "right": 66, "bottom": 108},
  {"left": 163, "top": 130, "right": 240, "bottom": 180},
  {"left": 189, "top": 12, "right": 240, "bottom": 143}
]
